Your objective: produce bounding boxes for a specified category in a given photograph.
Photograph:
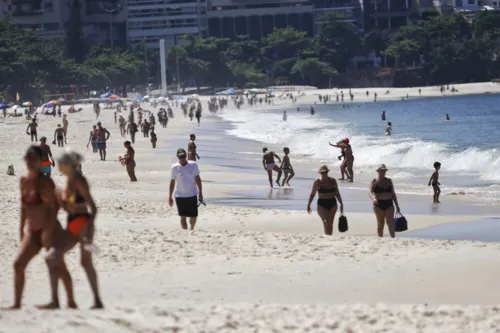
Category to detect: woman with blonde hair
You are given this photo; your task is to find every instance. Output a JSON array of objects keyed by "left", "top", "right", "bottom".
[
  {"left": 307, "top": 165, "right": 344, "bottom": 235},
  {"left": 56, "top": 149, "right": 104, "bottom": 309}
]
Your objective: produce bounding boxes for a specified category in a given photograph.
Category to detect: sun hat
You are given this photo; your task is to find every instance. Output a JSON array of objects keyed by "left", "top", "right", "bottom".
[
  {"left": 318, "top": 165, "right": 330, "bottom": 173},
  {"left": 377, "top": 164, "right": 388, "bottom": 171}
]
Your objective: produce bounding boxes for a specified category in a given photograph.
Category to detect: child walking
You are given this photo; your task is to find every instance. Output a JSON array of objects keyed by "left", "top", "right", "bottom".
[
  {"left": 150, "top": 128, "right": 157, "bottom": 149},
  {"left": 280, "top": 147, "right": 295, "bottom": 187},
  {"left": 428, "top": 161, "right": 441, "bottom": 203}
]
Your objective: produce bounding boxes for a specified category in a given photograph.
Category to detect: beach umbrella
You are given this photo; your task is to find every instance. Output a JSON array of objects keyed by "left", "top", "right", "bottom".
[
  {"left": 43, "top": 103, "right": 54, "bottom": 108},
  {"left": 22, "top": 102, "right": 32, "bottom": 106},
  {"left": 100, "top": 92, "right": 111, "bottom": 98},
  {"left": 0, "top": 103, "right": 8, "bottom": 108},
  {"left": 49, "top": 100, "right": 60, "bottom": 105},
  {"left": 143, "top": 95, "right": 150, "bottom": 99},
  {"left": 109, "top": 94, "right": 120, "bottom": 100}
]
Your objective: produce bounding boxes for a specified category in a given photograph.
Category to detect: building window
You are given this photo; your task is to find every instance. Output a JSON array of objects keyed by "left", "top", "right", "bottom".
[
  {"left": 44, "top": 2, "right": 53, "bottom": 12},
  {"left": 467, "top": 0, "right": 475, "bottom": 4},
  {"left": 456, "top": 0, "right": 463, "bottom": 7}
]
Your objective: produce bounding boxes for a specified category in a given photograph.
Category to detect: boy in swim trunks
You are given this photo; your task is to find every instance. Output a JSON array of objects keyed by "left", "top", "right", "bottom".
[
  {"left": 280, "top": 147, "right": 295, "bottom": 187},
  {"left": 262, "top": 147, "right": 282, "bottom": 188},
  {"left": 428, "top": 161, "right": 441, "bottom": 203},
  {"left": 39, "top": 137, "right": 55, "bottom": 176}
]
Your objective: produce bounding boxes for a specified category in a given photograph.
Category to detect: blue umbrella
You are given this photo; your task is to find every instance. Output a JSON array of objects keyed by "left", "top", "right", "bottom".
[
  {"left": 44, "top": 103, "right": 54, "bottom": 108},
  {"left": 0, "top": 103, "right": 8, "bottom": 108}
]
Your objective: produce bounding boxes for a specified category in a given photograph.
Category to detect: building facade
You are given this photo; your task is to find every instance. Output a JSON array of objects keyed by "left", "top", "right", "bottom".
[{"left": 126, "top": 0, "right": 207, "bottom": 49}]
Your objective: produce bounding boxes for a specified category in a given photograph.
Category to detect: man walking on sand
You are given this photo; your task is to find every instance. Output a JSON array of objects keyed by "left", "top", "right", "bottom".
[
  {"left": 169, "top": 148, "right": 203, "bottom": 231},
  {"left": 95, "top": 121, "right": 110, "bottom": 161},
  {"left": 262, "top": 147, "right": 282, "bottom": 188}
]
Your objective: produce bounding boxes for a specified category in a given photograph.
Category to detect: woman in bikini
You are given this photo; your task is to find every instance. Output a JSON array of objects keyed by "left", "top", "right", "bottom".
[
  {"left": 329, "top": 138, "right": 354, "bottom": 182},
  {"left": 122, "top": 141, "right": 137, "bottom": 181},
  {"left": 369, "top": 164, "right": 401, "bottom": 238},
  {"left": 56, "top": 150, "right": 104, "bottom": 309},
  {"left": 188, "top": 134, "right": 200, "bottom": 161},
  {"left": 8, "top": 146, "right": 75, "bottom": 309},
  {"left": 307, "top": 165, "right": 344, "bottom": 235}
]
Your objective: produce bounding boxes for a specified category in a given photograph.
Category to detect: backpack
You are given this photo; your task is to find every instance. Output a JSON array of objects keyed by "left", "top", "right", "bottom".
[{"left": 7, "top": 165, "right": 14, "bottom": 175}]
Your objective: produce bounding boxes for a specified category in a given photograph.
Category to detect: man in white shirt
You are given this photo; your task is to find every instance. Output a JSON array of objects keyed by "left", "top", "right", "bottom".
[{"left": 169, "top": 148, "right": 203, "bottom": 230}]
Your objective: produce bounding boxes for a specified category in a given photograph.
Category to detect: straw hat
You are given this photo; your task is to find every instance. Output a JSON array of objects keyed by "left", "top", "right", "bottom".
[{"left": 377, "top": 164, "right": 388, "bottom": 171}]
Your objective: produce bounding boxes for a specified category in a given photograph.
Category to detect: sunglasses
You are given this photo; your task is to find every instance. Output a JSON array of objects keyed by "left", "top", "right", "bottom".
[{"left": 177, "top": 155, "right": 187, "bottom": 159}]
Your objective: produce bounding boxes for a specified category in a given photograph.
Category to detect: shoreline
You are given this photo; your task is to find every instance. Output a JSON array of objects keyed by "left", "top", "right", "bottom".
[{"left": 1, "top": 82, "right": 500, "bottom": 330}]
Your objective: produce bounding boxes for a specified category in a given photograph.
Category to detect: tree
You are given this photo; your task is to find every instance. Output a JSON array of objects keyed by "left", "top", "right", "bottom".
[
  {"left": 291, "top": 58, "right": 336, "bottom": 86},
  {"left": 66, "top": 0, "right": 86, "bottom": 63}
]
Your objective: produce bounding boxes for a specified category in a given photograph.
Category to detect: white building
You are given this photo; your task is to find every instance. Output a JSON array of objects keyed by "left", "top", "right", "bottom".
[{"left": 127, "top": 0, "right": 207, "bottom": 49}]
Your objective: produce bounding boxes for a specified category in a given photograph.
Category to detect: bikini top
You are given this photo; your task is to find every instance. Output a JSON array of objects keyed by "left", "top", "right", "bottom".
[
  {"left": 22, "top": 188, "right": 43, "bottom": 205},
  {"left": 373, "top": 180, "right": 392, "bottom": 193},
  {"left": 318, "top": 178, "right": 336, "bottom": 194},
  {"left": 64, "top": 190, "right": 85, "bottom": 204}
]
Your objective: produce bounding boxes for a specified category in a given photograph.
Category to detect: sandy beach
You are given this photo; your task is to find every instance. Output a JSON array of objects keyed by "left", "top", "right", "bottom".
[{"left": 1, "top": 82, "right": 500, "bottom": 332}]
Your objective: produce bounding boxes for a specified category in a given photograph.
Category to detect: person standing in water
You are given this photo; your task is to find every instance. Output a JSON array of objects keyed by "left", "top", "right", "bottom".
[
  {"left": 283, "top": 111, "right": 287, "bottom": 121},
  {"left": 62, "top": 115, "right": 69, "bottom": 144},
  {"left": 55, "top": 150, "right": 104, "bottom": 309},
  {"left": 262, "top": 147, "right": 282, "bottom": 188},
  {"left": 121, "top": 141, "right": 137, "bottom": 182},
  {"left": 169, "top": 148, "right": 203, "bottom": 231},
  {"left": 329, "top": 138, "right": 354, "bottom": 182},
  {"left": 381, "top": 111, "right": 386, "bottom": 121},
  {"left": 310, "top": 106, "right": 315, "bottom": 115},
  {"left": 188, "top": 134, "right": 200, "bottom": 161},
  {"left": 385, "top": 122, "right": 392, "bottom": 136},
  {"left": 280, "top": 147, "right": 295, "bottom": 187},
  {"left": 428, "top": 161, "right": 441, "bottom": 203},
  {"left": 307, "top": 165, "right": 344, "bottom": 235},
  {"left": 369, "top": 164, "right": 400, "bottom": 238},
  {"left": 445, "top": 114, "right": 450, "bottom": 121},
  {"left": 39, "top": 137, "right": 55, "bottom": 176},
  {"left": 26, "top": 119, "right": 38, "bottom": 142},
  {"left": 95, "top": 121, "right": 110, "bottom": 161}
]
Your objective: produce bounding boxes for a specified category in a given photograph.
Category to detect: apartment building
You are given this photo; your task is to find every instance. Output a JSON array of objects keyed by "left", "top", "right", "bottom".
[
  {"left": 206, "top": 0, "right": 314, "bottom": 39},
  {"left": 312, "top": 0, "right": 364, "bottom": 32},
  {"left": 127, "top": 0, "right": 207, "bottom": 48}
]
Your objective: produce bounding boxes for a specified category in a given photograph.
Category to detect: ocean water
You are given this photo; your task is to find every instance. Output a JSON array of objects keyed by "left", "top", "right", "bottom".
[{"left": 219, "top": 94, "right": 500, "bottom": 201}]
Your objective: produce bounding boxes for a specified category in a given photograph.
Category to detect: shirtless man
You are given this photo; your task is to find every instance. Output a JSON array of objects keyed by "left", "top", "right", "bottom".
[
  {"left": 62, "top": 115, "right": 69, "bottom": 143},
  {"left": 95, "top": 121, "right": 110, "bottom": 161},
  {"left": 262, "top": 147, "right": 282, "bottom": 188},
  {"left": 126, "top": 119, "right": 138, "bottom": 144},
  {"left": 39, "top": 137, "right": 55, "bottom": 176},
  {"left": 26, "top": 119, "right": 38, "bottom": 142},
  {"left": 54, "top": 124, "right": 65, "bottom": 147}
]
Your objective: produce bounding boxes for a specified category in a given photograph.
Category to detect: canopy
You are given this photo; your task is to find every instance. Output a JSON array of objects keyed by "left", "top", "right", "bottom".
[
  {"left": 22, "top": 102, "right": 32, "bottom": 106},
  {"left": 43, "top": 103, "right": 54, "bottom": 108},
  {"left": 216, "top": 88, "right": 237, "bottom": 95},
  {"left": 49, "top": 100, "right": 60, "bottom": 105},
  {"left": 131, "top": 96, "right": 143, "bottom": 102}
]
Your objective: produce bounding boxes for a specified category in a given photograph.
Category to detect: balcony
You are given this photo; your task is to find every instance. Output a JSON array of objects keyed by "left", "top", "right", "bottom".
[{"left": 12, "top": 10, "right": 43, "bottom": 17}]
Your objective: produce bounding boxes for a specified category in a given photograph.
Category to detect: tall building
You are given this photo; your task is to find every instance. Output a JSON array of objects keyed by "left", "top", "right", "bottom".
[
  {"left": 206, "top": 0, "right": 314, "bottom": 40},
  {"left": 127, "top": 0, "right": 207, "bottom": 49},
  {"left": 312, "top": 0, "right": 364, "bottom": 33}
]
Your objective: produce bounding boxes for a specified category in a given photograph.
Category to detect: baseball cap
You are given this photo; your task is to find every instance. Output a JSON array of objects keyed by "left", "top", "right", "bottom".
[{"left": 176, "top": 148, "right": 187, "bottom": 157}]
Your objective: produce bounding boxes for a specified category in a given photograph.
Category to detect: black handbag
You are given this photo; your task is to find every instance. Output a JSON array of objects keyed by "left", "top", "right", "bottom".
[
  {"left": 394, "top": 212, "right": 408, "bottom": 232},
  {"left": 338, "top": 214, "right": 348, "bottom": 233}
]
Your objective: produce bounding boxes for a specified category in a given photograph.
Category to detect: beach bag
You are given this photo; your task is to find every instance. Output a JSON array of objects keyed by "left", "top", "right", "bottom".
[
  {"left": 394, "top": 212, "right": 408, "bottom": 232},
  {"left": 7, "top": 165, "right": 14, "bottom": 175},
  {"left": 338, "top": 214, "right": 348, "bottom": 233}
]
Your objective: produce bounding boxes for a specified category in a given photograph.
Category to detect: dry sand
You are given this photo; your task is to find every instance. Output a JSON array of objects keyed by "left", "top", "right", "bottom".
[{"left": 1, "top": 82, "right": 500, "bottom": 332}]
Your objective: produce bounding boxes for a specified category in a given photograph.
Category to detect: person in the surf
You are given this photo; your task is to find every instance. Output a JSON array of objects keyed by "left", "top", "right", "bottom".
[
  {"left": 381, "top": 111, "right": 386, "bottom": 121},
  {"left": 262, "top": 147, "right": 282, "bottom": 188},
  {"left": 310, "top": 106, "right": 315, "bottom": 115},
  {"left": 445, "top": 113, "right": 450, "bottom": 121},
  {"left": 329, "top": 138, "right": 354, "bottom": 182},
  {"left": 280, "top": 147, "right": 294, "bottom": 187},
  {"left": 385, "top": 122, "right": 392, "bottom": 136},
  {"left": 428, "top": 162, "right": 441, "bottom": 203},
  {"left": 283, "top": 111, "right": 287, "bottom": 122}
]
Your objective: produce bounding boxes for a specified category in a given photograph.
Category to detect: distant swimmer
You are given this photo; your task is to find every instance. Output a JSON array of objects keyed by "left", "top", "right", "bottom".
[
  {"left": 283, "top": 111, "right": 287, "bottom": 122},
  {"left": 329, "top": 138, "right": 354, "bottom": 182},
  {"left": 262, "top": 147, "right": 282, "bottom": 188},
  {"left": 310, "top": 106, "right": 315, "bottom": 115},
  {"left": 306, "top": 165, "right": 344, "bottom": 236},
  {"left": 296, "top": 107, "right": 300, "bottom": 112},
  {"left": 428, "top": 161, "right": 441, "bottom": 203},
  {"left": 381, "top": 111, "right": 386, "bottom": 121},
  {"left": 445, "top": 113, "right": 450, "bottom": 121},
  {"left": 280, "top": 147, "right": 295, "bottom": 187},
  {"left": 385, "top": 122, "right": 392, "bottom": 136}
]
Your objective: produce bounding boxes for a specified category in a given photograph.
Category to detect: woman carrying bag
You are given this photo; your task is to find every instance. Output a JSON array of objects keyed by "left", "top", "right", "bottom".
[
  {"left": 369, "top": 164, "right": 401, "bottom": 238},
  {"left": 307, "top": 165, "right": 344, "bottom": 235}
]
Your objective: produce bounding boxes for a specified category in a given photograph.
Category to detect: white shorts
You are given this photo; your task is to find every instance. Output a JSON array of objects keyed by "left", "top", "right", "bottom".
[{"left": 266, "top": 163, "right": 276, "bottom": 171}]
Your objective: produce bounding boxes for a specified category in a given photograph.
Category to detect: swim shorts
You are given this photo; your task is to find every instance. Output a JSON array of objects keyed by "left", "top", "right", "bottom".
[{"left": 175, "top": 196, "right": 198, "bottom": 217}]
